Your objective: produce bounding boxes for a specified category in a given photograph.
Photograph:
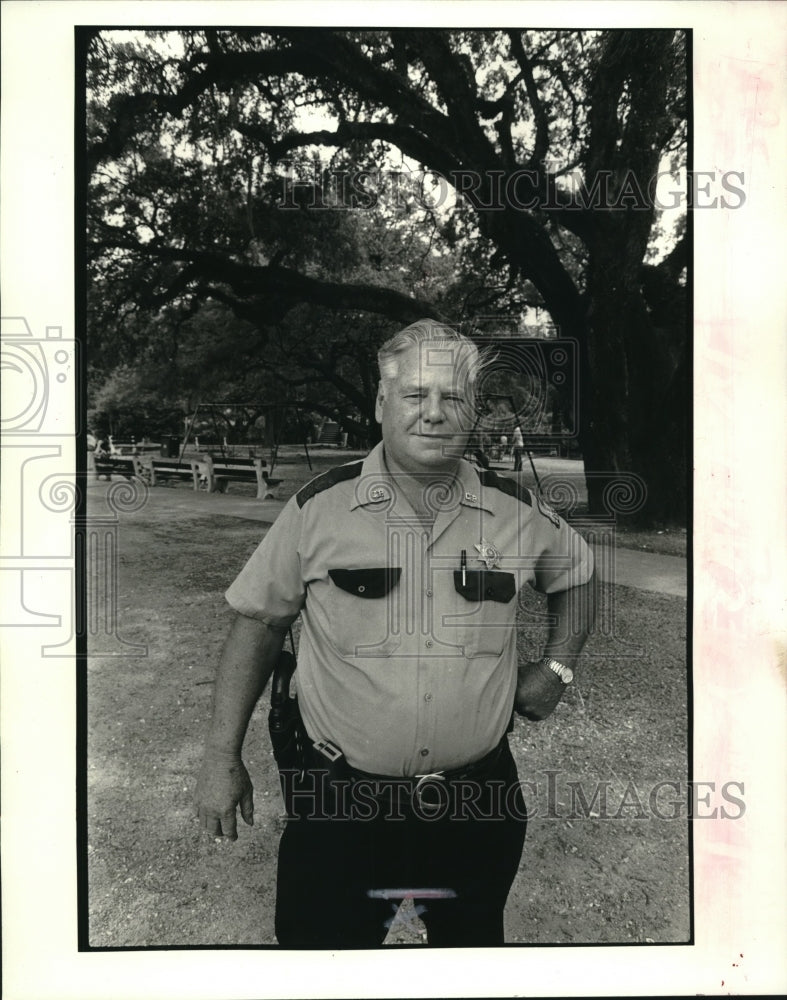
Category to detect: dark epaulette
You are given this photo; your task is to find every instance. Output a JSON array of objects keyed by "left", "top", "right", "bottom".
[
  {"left": 477, "top": 468, "right": 533, "bottom": 506},
  {"left": 295, "top": 460, "right": 364, "bottom": 508}
]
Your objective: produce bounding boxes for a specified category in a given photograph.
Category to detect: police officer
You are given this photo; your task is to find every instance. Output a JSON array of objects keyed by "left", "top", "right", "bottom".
[{"left": 194, "top": 319, "right": 595, "bottom": 947}]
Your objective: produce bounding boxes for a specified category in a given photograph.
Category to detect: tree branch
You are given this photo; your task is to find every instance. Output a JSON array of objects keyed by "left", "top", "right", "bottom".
[
  {"left": 477, "top": 72, "right": 525, "bottom": 120},
  {"left": 507, "top": 31, "right": 549, "bottom": 168},
  {"left": 535, "top": 57, "right": 585, "bottom": 142},
  {"left": 269, "top": 29, "right": 457, "bottom": 147},
  {"left": 239, "top": 119, "right": 463, "bottom": 179},
  {"left": 89, "top": 236, "right": 445, "bottom": 324},
  {"left": 399, "top": 31, "right": 495, "bottom": 166}
]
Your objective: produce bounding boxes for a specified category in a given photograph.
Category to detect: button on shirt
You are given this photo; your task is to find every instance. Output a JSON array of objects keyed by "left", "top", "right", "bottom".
[{"left": 225, "top": 443, "right": 593, "bottom": 776}]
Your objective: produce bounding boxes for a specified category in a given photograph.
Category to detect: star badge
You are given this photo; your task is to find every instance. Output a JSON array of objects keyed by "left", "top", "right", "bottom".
[{"left": 474, "top": 539, "right": 501, "bottom": 569}]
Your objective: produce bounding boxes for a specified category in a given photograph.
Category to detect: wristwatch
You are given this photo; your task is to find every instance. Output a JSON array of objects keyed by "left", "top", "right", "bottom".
[{"left": 541, "top": 655, "right": 574, "bottom": 685}]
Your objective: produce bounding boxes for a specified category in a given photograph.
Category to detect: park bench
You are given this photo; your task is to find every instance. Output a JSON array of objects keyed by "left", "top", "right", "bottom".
[
  {"left": 145, "top": 457, "right": 201, "bottom": 489},
  {"left": 94, "top": 455, "right": 145, "bottom": 481},
  {"left": 199, "top": 454, "right": 282, "bottom": 500},
  {"left": 131, "top": 442, "right": 164, "bottom": 455},
  {"left": 106, "top": 440, "right": 164, "bottom": 456},
  {"left": 522, "top": 442, "right": 560, "bottom": 458},
  {"left": 521, "top": 437, "right": 581, "bottom": 459}
]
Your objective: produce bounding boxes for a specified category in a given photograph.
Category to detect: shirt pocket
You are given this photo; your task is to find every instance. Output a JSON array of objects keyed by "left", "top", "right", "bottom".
[
  {"left": 325, "top": 567, "right": 402, "bottom": 656},
  {"left": 443, "top": 570, "right": 517, "bottom": 657}
]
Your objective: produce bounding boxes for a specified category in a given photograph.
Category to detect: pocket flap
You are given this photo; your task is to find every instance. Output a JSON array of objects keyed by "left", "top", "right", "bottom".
[
  {"left": 329, "top": 567, "right": 401, "bottom": 599},
  {"left": 453, "top": 570, "right": 516, "bottom": 603}
]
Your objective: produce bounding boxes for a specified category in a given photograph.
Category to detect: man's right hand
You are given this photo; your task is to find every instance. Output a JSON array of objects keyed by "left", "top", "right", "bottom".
[{"left": 193, "top": 748, "right": 254, "bottom": 840}]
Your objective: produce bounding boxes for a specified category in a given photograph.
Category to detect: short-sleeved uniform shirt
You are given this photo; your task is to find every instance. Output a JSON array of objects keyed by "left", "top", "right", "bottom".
[{"left": 226, "top": 443, "right": 593, "bottom": 776}]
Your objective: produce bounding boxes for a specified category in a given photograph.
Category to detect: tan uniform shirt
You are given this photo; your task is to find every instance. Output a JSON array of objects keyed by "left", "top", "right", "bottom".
[{"left": 226, "top": 443, "right": 593, "bottom": 776}]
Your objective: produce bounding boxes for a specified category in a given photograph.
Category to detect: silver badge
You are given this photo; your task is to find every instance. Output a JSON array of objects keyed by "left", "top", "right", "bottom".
[{"left": 474, "top": 539, "right": 501, "bottom": 569}]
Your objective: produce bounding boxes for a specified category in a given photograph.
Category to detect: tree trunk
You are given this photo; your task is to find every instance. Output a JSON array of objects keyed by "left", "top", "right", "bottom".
[
  {"left": 584, "top": 237, "right": 687, "bottom": 526},
  {"left": 580, "top": 29, "right": 687, "bottom": 526}
]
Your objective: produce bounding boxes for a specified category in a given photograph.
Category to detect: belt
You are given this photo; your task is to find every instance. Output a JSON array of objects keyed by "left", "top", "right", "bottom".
[
  {"left": 308, "top": 733, "right": 510, "bottom": 816},
  {"left": 346, "top": 736, "right": 507, "bottom": 785}
]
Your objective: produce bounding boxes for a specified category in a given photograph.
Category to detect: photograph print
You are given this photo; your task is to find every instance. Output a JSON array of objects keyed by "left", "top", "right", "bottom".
[{"left": 82, "top": 25, "right": 693, "bottom": 949}]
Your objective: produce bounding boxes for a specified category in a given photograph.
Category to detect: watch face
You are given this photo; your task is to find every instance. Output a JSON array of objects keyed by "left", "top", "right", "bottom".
[{"left": 545, "top": 658, "right": 573, "bottom": 684}]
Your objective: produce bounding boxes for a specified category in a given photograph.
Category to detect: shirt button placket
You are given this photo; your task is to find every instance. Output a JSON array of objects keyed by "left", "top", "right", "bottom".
[{"left": 417, "top": 537, "right": 435, "bottom": 771}]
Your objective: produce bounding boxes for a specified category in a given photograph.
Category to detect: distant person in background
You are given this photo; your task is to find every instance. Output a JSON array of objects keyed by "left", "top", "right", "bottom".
[
  {"left": 512, "top": 425, "right": 525, "bottom": 471},
  {"left": 92, "top": 433, "right": 112, "bottom": 481},
  {"left": 499, "top": 433, "right": 508, "bottom": 461}
]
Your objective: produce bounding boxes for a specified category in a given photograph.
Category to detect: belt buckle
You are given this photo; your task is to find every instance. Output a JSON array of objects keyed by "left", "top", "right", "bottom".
[{"left": 413, "top": 772, "right": 446, "bottom": 816}]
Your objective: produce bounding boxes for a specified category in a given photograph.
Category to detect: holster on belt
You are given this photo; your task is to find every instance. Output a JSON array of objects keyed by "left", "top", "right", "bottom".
[{"left": 267, "top": 647, "right": 307, "bottom": 816}]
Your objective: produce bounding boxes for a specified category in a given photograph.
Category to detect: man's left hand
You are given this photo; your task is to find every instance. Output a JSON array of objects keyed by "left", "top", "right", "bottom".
[{"left": 514, "top": 659, "right": 567, "bottom": 721}]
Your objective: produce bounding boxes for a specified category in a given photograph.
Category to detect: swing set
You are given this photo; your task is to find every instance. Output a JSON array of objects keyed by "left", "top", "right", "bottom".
[{"left": 179, "top": 401, "right": 313, "bottom": 474}]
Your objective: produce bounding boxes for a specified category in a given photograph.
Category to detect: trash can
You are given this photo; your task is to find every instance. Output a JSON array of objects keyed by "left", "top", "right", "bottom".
[{"left": 161, "top": 436, "right": 180, "bottom": 458}]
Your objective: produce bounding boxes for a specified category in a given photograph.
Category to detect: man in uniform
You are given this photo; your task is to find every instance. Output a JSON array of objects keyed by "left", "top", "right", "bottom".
[{"left": 194, "top": 319, "right": 595, "bottom": 947}]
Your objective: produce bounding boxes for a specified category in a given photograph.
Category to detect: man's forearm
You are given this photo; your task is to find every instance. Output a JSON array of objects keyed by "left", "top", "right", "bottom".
[
  {"left": 205, "top": 613, "right": 288, "bottom": 755},
  {"left": 542, "top": 575, "right": 597, "bottom": 667}
]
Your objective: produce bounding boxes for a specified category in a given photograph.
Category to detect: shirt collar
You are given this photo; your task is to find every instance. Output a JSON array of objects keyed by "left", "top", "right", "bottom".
[{"left": 349, "top": 442, "right": 495, "bottom": 514}]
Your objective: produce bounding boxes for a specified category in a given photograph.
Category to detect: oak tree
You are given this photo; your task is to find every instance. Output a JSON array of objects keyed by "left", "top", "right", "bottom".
[{"left": 86, "top": 27, "right": 688, "bottom": 524}]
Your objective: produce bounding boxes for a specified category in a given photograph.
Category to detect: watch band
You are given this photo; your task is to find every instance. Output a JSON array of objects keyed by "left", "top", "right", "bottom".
[{"left": 540, "top": 655, "right": 574, "bottom": 685}]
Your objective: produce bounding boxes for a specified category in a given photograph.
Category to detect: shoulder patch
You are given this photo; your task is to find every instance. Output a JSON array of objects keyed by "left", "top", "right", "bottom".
[
  {"left": 296, "top": 460, "right": 364, "bottom": 508},
  {"left": 478, "top": 469, "right": 533, "bottom": 506}
]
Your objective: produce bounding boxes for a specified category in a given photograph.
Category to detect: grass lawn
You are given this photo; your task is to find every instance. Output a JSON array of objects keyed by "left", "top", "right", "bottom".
[{"left": 86, "top": 477, "right": 690, "bottom": 948}]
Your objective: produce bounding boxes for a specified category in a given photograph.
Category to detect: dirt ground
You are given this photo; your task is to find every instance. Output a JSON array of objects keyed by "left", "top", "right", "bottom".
[{"left": 86, "top": 466, "right": 690, "bottom": 948}]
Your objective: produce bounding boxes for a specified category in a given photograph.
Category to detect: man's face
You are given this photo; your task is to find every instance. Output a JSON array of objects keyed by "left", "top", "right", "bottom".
[{"left": 375, "top": 342, "right": 476, "bottom": 475}]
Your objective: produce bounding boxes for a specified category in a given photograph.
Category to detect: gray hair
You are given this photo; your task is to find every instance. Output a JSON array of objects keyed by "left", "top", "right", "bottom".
[{"left": 377, "top": 318, "right": 486, "bottom": 390}]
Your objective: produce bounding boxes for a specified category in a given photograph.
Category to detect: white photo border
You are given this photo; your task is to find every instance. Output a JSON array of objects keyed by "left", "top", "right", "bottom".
[{"left": 2, "top": 2, "right": 786, "bottom": 997}]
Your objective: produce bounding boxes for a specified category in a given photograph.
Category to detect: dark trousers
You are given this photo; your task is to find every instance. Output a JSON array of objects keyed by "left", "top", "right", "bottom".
[{"left": 274, "top": 740, "right": 527, "bottom": 948}]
